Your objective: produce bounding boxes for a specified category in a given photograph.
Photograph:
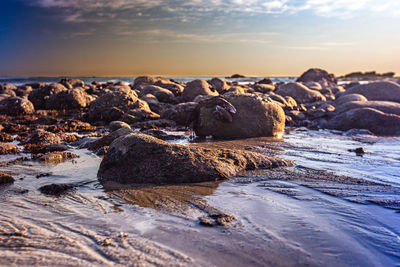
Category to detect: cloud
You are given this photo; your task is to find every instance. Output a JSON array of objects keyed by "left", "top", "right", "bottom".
[
  {"left": 286, "top": 41, "right": 355, "bottom": 51},
  {"left": 29, "top": 0, "right": 400, "bottom": 23},
  {"left": 116, "top": 29, "right": 276, "bottom": 44}
]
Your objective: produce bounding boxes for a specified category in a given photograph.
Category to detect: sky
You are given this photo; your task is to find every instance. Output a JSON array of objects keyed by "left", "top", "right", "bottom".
[{"left": 0, "top": 0, "right": 399, "bottom": 77}]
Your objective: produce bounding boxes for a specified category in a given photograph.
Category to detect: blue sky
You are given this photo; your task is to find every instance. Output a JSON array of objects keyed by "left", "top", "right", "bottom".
[{"left": 1, "top": 0, "right": 399, "bottom": 76}]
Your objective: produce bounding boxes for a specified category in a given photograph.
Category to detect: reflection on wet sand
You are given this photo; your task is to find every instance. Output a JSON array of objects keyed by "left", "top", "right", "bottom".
[{"left": 107, "top": 181, "right": 221, "bottom": 213}]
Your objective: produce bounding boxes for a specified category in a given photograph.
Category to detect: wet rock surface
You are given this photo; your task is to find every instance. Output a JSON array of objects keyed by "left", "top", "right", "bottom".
[
  {"left": 190, "top": 95, "right": 286, "bottom": 139},
  {"left": 98, "top": 133, "right": 293, "bottom": 185},
  {"left": 0, "top": 171, "right": 14, "bottom": 184}
]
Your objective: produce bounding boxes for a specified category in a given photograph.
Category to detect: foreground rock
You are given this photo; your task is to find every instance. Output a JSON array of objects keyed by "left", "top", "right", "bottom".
[
  {"left": 98, "top": 133, "right": 293, "bottom": 185},
  {"left": 190, "top": 95, "right": 285, "bottom": 139},
  {"left": 0, "top": 171, "right": 14, "bottom": 184}
]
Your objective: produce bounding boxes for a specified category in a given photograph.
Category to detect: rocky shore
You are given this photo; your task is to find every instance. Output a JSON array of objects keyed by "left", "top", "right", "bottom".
[
  {"left": 0, "top": 68, "right": 400, "bottom": 185},
  {"left": 1, "top": 69, "right": 400, "bottom": 266}
]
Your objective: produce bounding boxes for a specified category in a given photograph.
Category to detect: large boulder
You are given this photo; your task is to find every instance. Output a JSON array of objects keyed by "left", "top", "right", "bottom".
[
  {"left": 46, "top": 88, "right": 94, "bottom": 110},
  {"left": 98, "top": 133, "right": 293, "bottom": 185},
  {"left": 343, "top": 81, "right": 400, "bottom": 103},
  {"left": 0, "top": 97, "right": 35, "bottom": 115},
  {"left": 335, "top": 101, "right": 400, "bottom": 116},
  {"left": 297, "top": 68, "right": 337, "bottom": 85},
  {"left": 191, "top": 95, "right": 285, "bottom": 139},
  {"left": 28, "top": 83, "right": 68, "bottom": 109},
  {"left": 182, "top": 80, "right": 219, "bottom": 102},
  {"left": 324, "top": 108, "right": 400, "bottom": 136},
  {"left": 275, "top": 82, "right": 326, "bottom": 104},
  {"left": 86, "top": 88, "right": 141, "bottom": 123}
]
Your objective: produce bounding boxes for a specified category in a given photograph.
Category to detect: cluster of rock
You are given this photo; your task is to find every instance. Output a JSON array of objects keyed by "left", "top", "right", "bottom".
[{"left": 1, "top": 69, "right": 400, "bottom": 186}]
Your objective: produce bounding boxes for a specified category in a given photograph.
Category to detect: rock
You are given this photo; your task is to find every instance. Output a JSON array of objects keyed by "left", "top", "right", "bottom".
[
  {"left": 335, "top": 101, "right": 400, "bottom": 116},
  {"left": 15, "top": 85, "right": 33, "bottom": 97},
  {"left": 182, "top": 80, "right": 219, "bottom": 102},
  {"left": 190, "top": 95, "right": 285, "bottom": 139},
  {"left": 335, "top": 94, "right": 368, "bottom": 106},
  {"left": 46, "top": 88, "right": 94, "bottom": 110},
  {"left": 28, "top": 83, "right": 68, "bottom": 109},
  {"left": 108, "top": 121, "right": 131, "bottom": 132},
  {"left": 121, "top": 100, "right": 160, "bottom": 124},
  {"left": 209, "top": 78, "right": 229, "bottom": 93},
  {"left": 348, "top": 147, "right": 366, "bottom": 156},
  {"left": 39, "top": 183, "right": 75, "bottom": 196},
  {"left": 161, "top": 102, "right": 198, "bottom": 126},
  {"left": 132, "top": 119, "right": 176, "bottom": 130},
  {"left": 267, "top": 93, "right": 297, "bottom": 109},
  {"left": 85, "top": 126, "right": 133, "bottom": 151},
  {"left": 0, "top": 132, "right": 13, "bottom": 142},
  {"left": 329, "top": 85, "right": 345, "bottom": 95},
  {"left": 297, "top": 68, "right": 337, "bottom": 85},
  {"left": 224, "top": 86, "right": 245, "bottom": 95},
  {"left": 132, "top": 76, "right": 156, "bottom": 90},
  {"left": 0, "top": 97, "right": 35, "bottom": 115},
  {"left": 0, "top": 142, "right": 19, "bottom": 154},
  {"left": 154, "top": 79, "right": 184, "bottom": 96},
  {"left": 98, "top": 133, "right": 293, "bottom": 185},
  {"left": 25, "top": 144, "right": 69, "bottom": 154},
  {"left": 140, "top": 93, "right": 159, "bottom": 105},
  {"left": 24, "top": 129, "right": 62, "bottom": 145},
  {"left": 0, "top": 171, "right": 14, "bottom": 184},
  {"left": 253, "top": 83, "right": 275, "bottom": 93},
  {"left": 0, "top": 83, "right": 17, "bottom": 97},
  {"left": 86, "top": 88, "right": 140, "bottom": 123},
  {"left": 287, "top": 110, "right": 306, "bottom": 121},
  {"left": 139, "top": 85, "right": 175, "bottom": 103},
  {"left": 324, "top": 108, "right": 400, "bottom": 136},
  {"left": 228, "top": 74, "right": 246, "bottom": 79},
  {"left": 60, "top": 78, "right": 85, "bottom": 89},
  {"left": 276, "top": 82, "right": 326, "bottom": 104},
  {"left": 140, "top": 129, "right": 184, "bottom": 140},
  {"left": 343, "top": 81, "right": 400, "bottom": 103},
  {"left": 199, "top": 216, "right": 215, "bottom": 227},
  {"left": 36, "top": 152, "right": 78, "bottom": 164},
  {"left": 257, "top": 78, "right": 273, "bottom": 85}
]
